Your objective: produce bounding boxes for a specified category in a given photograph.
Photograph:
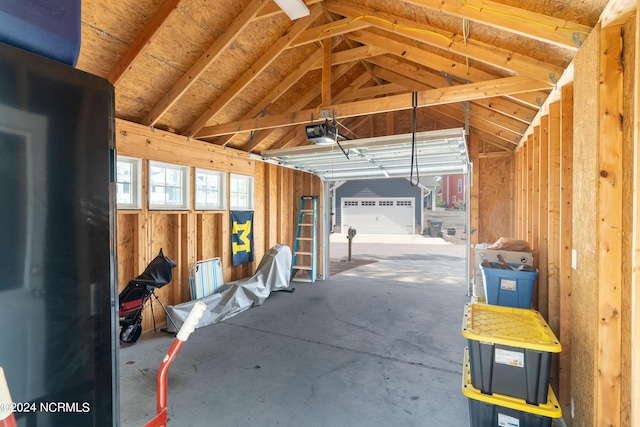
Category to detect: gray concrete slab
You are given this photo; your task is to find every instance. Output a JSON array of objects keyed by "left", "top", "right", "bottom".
[{"left": 119, "top": 239, "right": 471, "bottom": 427}]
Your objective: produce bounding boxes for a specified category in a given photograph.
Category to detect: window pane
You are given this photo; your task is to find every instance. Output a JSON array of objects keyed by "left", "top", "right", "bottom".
[
  {"left": 117, "top": 161, "right": 132, "bottom": 184},
  {"left": 116, "top": 157, "right": 141, "bottom": 209},
  {"left": 149, "top": 162, "right": 189, "bottom": 209},
  {"left": 150, "top": 166, "right": 165, "bottom": 185}
]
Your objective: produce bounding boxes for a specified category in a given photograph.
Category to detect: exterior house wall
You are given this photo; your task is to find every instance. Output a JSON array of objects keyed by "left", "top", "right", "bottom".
[
  {"left": 333, "top": 178, "right": 422, "bottom": 231},
  {"left": 441, "top": 174, "right": 465, "bottom": 208}
]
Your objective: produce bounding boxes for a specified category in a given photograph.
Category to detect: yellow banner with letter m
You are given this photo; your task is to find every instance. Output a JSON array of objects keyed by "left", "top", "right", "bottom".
[{"left": 231, "top": 211, "right": 254, "bottom": 265}]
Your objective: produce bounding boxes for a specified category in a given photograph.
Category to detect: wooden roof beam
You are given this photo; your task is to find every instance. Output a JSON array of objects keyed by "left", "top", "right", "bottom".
[
  {"left": 289, "top": 17, "right": 371, "bottom": 48},
  {"left": 216, "top": 48, "right": 324, "bottom": 148},
  {"left": 142, "top": 0, "right": 270, "bottom": 126},
  {"left": 311, "top": 45, "right": 387, "bottom": 68},
  {"left": 268, "top": 73, "right": 379, "bottom": 150},
  {"left": 106, "top": 0, "right": 183, "bottom": 86},
  {"left": 376, "top": 67, "right": 523, "bottom": 143},
  {"left": 327, "top": 1, "right": 564, "bottom": 85},
  {"left": 400, "top": 0, "right": 592, "bottom": 50},
  {"left": 220, "top": 42, "right": 383, "bottom": 147},
  {"left": 338, "top": 83, "right": 408, "bottom": 102},
  {"left": 195, "top": 75, "right": 552, "bottom": 138},
  {"left": 240, "top": 61, "right": 361, "bottom": 152},
  {"left": 348, "top": 30, "right": 551, "bottom": 107},
  {"left": 367, "top": 55, "right": 538, "bottom": 123},
  {"left": 186, "top": 4, "right": 323, "bottom": 137}
]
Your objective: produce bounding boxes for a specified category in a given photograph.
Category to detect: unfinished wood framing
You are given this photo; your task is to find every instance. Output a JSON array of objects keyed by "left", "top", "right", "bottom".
[
  {"left": 633, "top": 7, "right": 640, "bottom": 426},
  {"left": 116, "top": 119, "right": 322, "bottom": 332},
  {"left": 69, "top": 1, "right": 640, "bottom": 423},
  {"left": 595, "top": 24, "right": 623, "bottom": 427},
  {"left": 559, "top": 82, "right": 574, "bottom": 410}
]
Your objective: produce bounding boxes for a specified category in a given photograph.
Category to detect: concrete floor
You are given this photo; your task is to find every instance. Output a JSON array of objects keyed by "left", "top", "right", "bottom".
[{"left": 119, "top": 235, "right": 471, "bottom": 426}]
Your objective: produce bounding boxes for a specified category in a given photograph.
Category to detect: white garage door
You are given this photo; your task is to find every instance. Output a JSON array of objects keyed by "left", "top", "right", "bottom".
[{"left": 341, "top": 197, "right": 415, "bottom": 235}]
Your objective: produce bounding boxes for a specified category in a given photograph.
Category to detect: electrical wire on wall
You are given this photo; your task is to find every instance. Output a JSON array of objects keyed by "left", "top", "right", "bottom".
[{"left": 409, "top": 91, "right": 419, "bottom": 187}]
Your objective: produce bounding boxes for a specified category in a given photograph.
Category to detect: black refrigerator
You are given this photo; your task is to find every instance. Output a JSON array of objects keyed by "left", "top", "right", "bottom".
[{"left": 0, "top": 41, "right": 118, "bottom": 426}]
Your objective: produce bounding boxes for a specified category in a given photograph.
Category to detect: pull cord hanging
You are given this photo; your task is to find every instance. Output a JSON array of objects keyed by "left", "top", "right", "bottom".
[{"left": 410, "top": 92, "right": 419, "bottom": 186}]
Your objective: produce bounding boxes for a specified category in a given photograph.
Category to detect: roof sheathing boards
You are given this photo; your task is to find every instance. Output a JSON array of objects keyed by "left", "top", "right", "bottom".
[{"left": 76, "top": 0, "right": 610, "bottom": 154}]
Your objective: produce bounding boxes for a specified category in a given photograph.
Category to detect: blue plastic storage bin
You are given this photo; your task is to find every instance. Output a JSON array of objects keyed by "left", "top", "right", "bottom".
[
  {"left": 480, "top": 262, "right": 538, "bottom": 308},
  {"left": 0, "top": 0, "right": 81, "bottom": 66}
]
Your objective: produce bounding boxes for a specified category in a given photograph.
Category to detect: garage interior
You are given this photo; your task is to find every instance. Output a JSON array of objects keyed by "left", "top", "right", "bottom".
[{"left": 1, "top": 0, "right": 640, "bottom": 426}]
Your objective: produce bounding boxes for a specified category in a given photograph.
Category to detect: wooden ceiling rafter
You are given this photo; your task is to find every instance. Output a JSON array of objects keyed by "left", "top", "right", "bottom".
[
  {"left": 187, "top": 4, "right": 324, "bottom": 137},
  {"left": 467, "top": 103, "right": 527, "bottom": 138},
  {"left": 326, "top": 0, "right": 567, "bottom": 85},
  {"left": 106, "top": 0, "right": 183, "bottom": 86},
  {"left": 399, "top": 0, "right": 592, "bottom": 50},
  {"left": 255, "top": 68, "right": 376, "bottom": 152},
  {"left": 142, "top": 0, "right": 271, "bottom": 127},
  {"left": 373, "top": 67, "right": 519, "bottom": 147},
  {"left": 197, "top": 75, "right": 552, "bottom": 138},
  {"left": 288, "top": 17, "right": 371, "bottom": 49},
  {"left": 283, "top": 66, "right": 387, "bottom": 149},
  {"left": 242, "top": 60, "right": 362, "bottom": 152},
  {"left": 78, "top": 0, "right": 610, "bottom": 159},
  {"left": 476, "top": 135, "right": 517, "bottom": 156},
  {"left": 345, "top": 30, "right": 553, "bottom": 108},
  {"left": 216, "top": 48, "right": 325, "bottom": 148},
  {"left": 367, "top": 55, "right": 537, "bottom": 131},
  {"left": 338, "top": 82, "right": 407, "bottom": 102}
]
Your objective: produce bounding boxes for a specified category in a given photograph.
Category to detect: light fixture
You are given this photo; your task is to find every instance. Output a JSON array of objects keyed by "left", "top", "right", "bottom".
[
  {"left": 305, "top": 120, "right": 337, "bottom": 145},
  {"left": 273, "top": 0, "right": 309, "bottom": 20}
]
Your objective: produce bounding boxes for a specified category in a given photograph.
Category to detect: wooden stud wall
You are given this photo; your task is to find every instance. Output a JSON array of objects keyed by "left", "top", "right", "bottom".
[
  {"left": 468, "top": 133, "right": 479, "bottom": 280},
  {"left": 595, "top": 25, "right": 623, "bottom": 426},
  {"left": 514, "top": 81, "right": 576, "bottom": 414},
  {"left": 511, "top": 13, "right": 639, "bottom": 425},
  {"left": 632, "top": 8, "right": 640, "bottom": 426},
  {"left": 559, "top": 82, "right": 574, "bottom": 409},
  {"left": 115, "top": 119, "right": 322, "bottom": 332},
  {"left": 621, "top": 11, "right": 637, "bottom": 426}
]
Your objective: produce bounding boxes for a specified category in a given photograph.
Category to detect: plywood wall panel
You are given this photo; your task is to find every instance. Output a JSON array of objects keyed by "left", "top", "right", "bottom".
[
  {"left": 478, "top": 156, "right": 512, "bottom": 243},
  {"left": 115, "top": 120, "right": 323, "bottom": 333},
  {"left": 117, "top": 213, "right": 139, "bottom": 292}
]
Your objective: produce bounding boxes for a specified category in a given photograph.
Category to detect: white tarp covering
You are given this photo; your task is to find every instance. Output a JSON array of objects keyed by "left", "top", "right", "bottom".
[{"left": 166, "top": 244, "right": 292, "bottom": 333}]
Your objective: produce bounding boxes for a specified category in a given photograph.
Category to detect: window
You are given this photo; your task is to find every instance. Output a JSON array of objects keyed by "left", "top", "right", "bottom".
[
  {"left": 344, "top": 200, "right": 358, "bottom": 206},
  {"left": 457, "top": 178, "right": 463, "bottom": 193},
  {"left": 230, "top": 174, "right": 254, "bottom": 210},
  {"left": 195, "top": 168, "right": 225, "bottom": 210},
  {"left": 149, "top": 161, "right": 190, "bottom": 210},
  {"left": 116, "top": 156, "right": 141, "bottom": 209}
]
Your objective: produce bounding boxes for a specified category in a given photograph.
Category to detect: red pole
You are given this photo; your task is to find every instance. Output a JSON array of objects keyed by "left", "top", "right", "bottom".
[
  {"left": 144, "top": 301, "right": 206, "bottom": 427},
  {"left": 156, "top": 339, "right": 185, "bottom": 414}
]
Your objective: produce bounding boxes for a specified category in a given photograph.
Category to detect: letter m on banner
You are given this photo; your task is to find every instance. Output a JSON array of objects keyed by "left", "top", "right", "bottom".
[{"left": 231, "top": 211, "right": 254, "bottom": 266}]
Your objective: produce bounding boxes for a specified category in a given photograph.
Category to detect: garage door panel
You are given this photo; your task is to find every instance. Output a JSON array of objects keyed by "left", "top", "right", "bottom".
[{"left": 341, "top": 198, "right": 414, "bottom": 234}]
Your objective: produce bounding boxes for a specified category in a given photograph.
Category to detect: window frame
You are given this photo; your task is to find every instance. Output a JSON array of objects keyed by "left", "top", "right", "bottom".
[
  {"left": 116, "top": 155, "right": 142, "bottom": 210},
  {"left": 148, "top": 160, "right": 190, "bottom": 210},
  {"left": 195, "top": 168, "right": 225, "bottom": 211},
  {"left": 229, "top": 173, "right": 254, "bottom": 211}
]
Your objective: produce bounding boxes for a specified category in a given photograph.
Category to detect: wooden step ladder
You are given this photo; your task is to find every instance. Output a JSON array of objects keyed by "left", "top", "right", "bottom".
[{"left": 291, "top": 196, "right": 317, "bottom": 283}]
